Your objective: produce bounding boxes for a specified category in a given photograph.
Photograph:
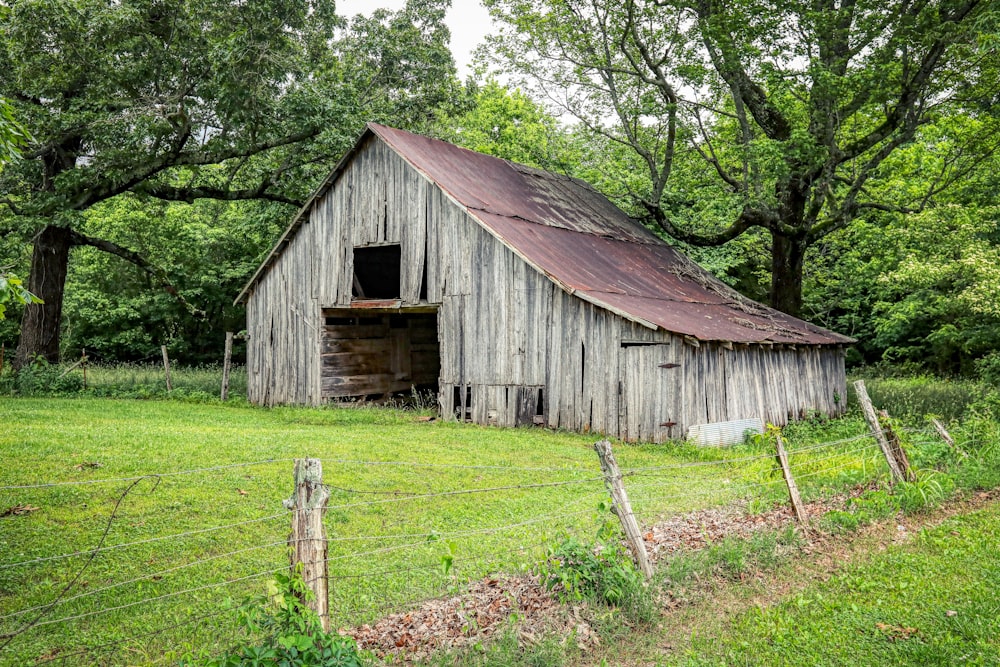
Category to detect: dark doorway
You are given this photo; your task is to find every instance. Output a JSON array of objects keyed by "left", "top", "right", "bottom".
[{"left": 320, "top": 308, "right": 439, "bottom": 401}]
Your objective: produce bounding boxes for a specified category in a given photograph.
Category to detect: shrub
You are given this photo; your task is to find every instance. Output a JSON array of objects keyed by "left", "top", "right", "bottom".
[
  {"left": 539, "top": 513, "right": 654, "bottom": 623},
  {"left": 187, "top": 571, "right": 364, "bottom": 667},
  {"left": 5, "top": 357, "right": 84, "bottom": 395}
]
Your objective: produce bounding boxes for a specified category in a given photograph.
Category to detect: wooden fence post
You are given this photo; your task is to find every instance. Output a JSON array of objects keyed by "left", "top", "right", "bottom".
[
  {"left": 853, "top": 380, "right": 904, "bottom": 483},
  {"left": 594, "top": 440, "right": 653, "bottom": 579},
  {"left": 930, "top": 418, "right": 966, "bottom": 459},
  {"left": 220, "top": 332, "right": 234, "bottom": 400},
  {"left": 879, "top": 410, "right": 915, "bottom": 482},
  {"left": 285, "top": 458, "right": 331, "bottom": 631},
  {"left": 775, "top": 434, "right": 807, "bottom": 523},
  {"left": 161, "top": 345, "right": 173, "bottom": 392}
]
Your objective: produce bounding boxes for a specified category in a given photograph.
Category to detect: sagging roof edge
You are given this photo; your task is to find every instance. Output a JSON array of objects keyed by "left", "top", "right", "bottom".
[{"left": 234, "top": 127, "right": 379, "bottom": 305}]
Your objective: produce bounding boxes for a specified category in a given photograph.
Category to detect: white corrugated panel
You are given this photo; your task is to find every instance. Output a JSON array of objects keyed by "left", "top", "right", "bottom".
[{"left": 687, "top": 418, "right": 765, "bottom": 447}]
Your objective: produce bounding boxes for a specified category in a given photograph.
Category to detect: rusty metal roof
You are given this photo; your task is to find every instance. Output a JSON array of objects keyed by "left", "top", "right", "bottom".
[
  {"left": 238, "top": 123, "right": 852, "bottom": 345},
  {"left": 370, "top": 124, "right": 851, "bottom": 346}
]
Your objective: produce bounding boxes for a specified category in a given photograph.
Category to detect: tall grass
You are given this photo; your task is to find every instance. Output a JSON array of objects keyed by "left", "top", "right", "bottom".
[
  {"left": 847, "top": 374, "right": 983, "bottom": 422},
  {"left": 0, "top": 361, "right": 247, "bottom": 399},
  {"left": 85, "top": 362, "right": 248, "bottom": 398}
]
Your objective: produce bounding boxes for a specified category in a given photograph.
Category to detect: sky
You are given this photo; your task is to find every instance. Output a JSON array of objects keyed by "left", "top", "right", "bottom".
[{"left": 336, "top": 0, "right": 496, "bottom": 79}]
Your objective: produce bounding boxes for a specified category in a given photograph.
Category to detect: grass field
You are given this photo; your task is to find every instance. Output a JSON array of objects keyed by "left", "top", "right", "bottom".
[
  {"left": 672, "top": 501, "right": 1000, "bottom": 666},
  {"left": 0, "top": 395, "right": 995, "bottom": 665}
]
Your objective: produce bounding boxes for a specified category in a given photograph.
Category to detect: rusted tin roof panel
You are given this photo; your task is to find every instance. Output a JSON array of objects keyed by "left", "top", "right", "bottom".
[
  {"left": 477, "top": 213, "right": 851, "bottom": 345},
  {"left": 370, "top": 124, "right": 658, "bottom": 245}
]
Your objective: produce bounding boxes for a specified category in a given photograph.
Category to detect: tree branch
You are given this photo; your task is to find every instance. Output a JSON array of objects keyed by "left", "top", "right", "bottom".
[
  {"left": 642, "top": 201, "right": 774, "bottom": 246},
  {"left": 135, "top": 183, "right": 303, "bottom": 207},
  {"left": 67, "top": 230, "right": 206, "bottom": 318}
]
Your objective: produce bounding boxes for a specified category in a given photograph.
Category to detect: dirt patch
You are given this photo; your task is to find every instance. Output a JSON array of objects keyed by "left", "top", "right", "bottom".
[{"left": 643, "top": 483, "right": 878, "bottom": 560}]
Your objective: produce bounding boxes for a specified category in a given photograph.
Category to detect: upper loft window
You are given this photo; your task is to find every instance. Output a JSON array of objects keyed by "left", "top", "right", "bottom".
[{"left": 353, "top": 244, "right": 401, "bottom": 299}]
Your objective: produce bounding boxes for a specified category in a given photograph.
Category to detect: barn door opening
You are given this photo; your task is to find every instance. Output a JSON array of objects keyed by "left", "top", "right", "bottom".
[{"left": 320, "top": 308, "right": 440, "bottom": 403}]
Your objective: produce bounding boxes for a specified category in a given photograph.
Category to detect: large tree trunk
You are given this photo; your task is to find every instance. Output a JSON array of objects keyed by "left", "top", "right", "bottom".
[
  {"left": 769, "top": 232, "right": 806, "bottom": 317},
  {"left": 13, "top": 225, "right": 72, "bottom": 370}
]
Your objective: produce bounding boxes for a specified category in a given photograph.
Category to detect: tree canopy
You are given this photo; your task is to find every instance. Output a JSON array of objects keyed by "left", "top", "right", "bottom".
[
  {"left": 482, "top": 0, "right": 1000, "bottom": 315},
  {"left": 0, "top": 0, "right": 459, "bottom": 367}
]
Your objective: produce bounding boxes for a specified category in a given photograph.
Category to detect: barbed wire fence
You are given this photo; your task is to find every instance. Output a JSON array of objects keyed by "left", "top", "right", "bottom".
[{"left": 0, "top": 406, "right": 960, "bottom": 665}]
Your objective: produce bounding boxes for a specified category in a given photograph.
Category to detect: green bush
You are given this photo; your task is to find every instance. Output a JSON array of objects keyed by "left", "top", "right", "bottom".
[
  {"left": 975, "top": 351, "right": 1000, "bottom": 386},
  {"left": 539, "top": 512, "right": 654, "bottom": 624},
  {"left": 2, "top": 357, "right": 84, "bottom": 395},
  {"left": 187, "top": 571, "right": 364, "bottom": 667}
]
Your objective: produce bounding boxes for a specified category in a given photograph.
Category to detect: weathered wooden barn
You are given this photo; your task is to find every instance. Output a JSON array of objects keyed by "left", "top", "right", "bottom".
[{"left": 237, "top": 124, "right": 853, "bottom": 442}]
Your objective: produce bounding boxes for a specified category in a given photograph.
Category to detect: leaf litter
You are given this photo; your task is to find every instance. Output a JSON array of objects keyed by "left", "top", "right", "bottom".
[{"left": 342, "top": 485, "right": 881, "bottom": 662}]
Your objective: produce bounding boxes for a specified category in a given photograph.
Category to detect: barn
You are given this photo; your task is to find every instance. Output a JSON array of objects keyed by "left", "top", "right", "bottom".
[{"left": 236, "top": 123, "right": 852, "bottom": 442}]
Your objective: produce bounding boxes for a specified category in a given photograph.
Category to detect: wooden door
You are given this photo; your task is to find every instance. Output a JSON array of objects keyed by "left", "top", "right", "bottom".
[{"left": 620, "top": 343, "right": 683, "bottom": 443}]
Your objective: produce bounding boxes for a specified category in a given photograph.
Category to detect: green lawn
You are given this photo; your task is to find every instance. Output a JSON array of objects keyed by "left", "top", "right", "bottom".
[
  {"left": 0, "top": 398, "right": 919, "bottom": 665},
  {"left": 674, "top": 501, "right": 1000, "bottom": 666}
]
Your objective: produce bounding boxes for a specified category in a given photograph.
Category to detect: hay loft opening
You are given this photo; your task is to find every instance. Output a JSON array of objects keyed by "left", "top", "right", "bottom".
[{"left": 353, "top": 244, "right": 401, "bottom": 299}]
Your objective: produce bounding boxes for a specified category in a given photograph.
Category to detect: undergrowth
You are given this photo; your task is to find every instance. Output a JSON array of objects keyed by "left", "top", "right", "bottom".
[
  {"left": 183, "top": 570, "right": 365, "bottom": 667},
  {"left": 539, "top": 507, "right": 656, "bottom": 625}
]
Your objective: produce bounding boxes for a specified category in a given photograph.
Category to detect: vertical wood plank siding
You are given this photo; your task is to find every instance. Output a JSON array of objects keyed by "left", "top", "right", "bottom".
[{"left": 246, "top": 137, "right": 848, "bottom": 439}]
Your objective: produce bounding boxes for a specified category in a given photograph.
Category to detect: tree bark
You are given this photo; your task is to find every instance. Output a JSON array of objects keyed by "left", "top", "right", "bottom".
[
  {"left": 14, "top": 226, "right": 72, "bottom": 370},
  {"left": 769, "top": 231, "right": 806, "bottom": 317}
]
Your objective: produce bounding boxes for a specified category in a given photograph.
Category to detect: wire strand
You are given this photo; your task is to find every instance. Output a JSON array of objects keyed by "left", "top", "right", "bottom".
[{"left": 0, "top": 459, "right": 292, "bottom": 491}]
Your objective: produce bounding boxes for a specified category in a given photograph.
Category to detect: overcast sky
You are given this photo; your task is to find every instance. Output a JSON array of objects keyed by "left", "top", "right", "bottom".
[{"left": 337, "top": 0, "right": 495, "bottom": 79}]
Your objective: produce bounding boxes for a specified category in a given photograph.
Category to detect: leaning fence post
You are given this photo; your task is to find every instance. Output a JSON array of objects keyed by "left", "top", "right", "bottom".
[
  {"left": 285, "top": 458, "right": 330, "bottom": 631},
  {"left": 775, "top": 434, "right": 807, "bottom": 524},
  {"left": 879, "top": 410, "right": 915, "bottom": 482},
  {"left": 220, "top": 332, "right": 234, "bottom": 401},
  {"left": 930, "top": 417, "right": 966, "bottom": 459},
  {"left": 593, "top": 439, "right": 653, "bottom": 579},
  {"left": 853, "top": 380, "right": 904, "bottom": 483},
  {"left": 161, "top": 345, "right": 173, "bottom": 393}
]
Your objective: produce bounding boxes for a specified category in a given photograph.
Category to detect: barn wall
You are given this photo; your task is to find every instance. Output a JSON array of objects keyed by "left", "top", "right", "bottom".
[
  {"left": 245, "top": 204, "right": 323, "bottom": 406},
  {"left": 616, "top": 323, "right": 847, "bottom": 443}
]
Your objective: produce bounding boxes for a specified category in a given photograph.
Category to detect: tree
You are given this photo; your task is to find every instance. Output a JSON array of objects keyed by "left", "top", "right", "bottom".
[
  {"left": 1, "top": 0, "right": 457, "bottom": 368},
  {"left": 482, "top": 0, "right": 1000, "bottom": 315},
  {"left": 0, "top": 97, "right": 30, "bottom": 169},
  {"left": 439, "top": 79, "right": 576, "bottom": 169}
]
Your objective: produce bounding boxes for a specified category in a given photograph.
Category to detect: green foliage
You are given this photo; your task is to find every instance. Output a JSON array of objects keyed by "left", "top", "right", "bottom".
[
  {"left": 0, "top": 96, "right": 30, "bottom": 167},
  {"left": 0, "top": 269, "right": 41, "bottom": 321},
  {"left": 440, "top": 80, "right": 574, "bottom": 171},
  {"left": 188, "top": 571, "right": 364, "bottom": 667},
  {"left": 540, "top": 509, "right": 654, "bottom": 623},
  {"left": 0, "top": 356, "right": 83, "bottom": 395}
]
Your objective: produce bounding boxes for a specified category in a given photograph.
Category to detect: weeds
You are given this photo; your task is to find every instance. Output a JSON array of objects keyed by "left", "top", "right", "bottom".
[
  {"left": 184, "top": 570, "right": 364, "bottom": 667},
  {"left": 539, "top": 507, "right": 655, "bottom": 624}
]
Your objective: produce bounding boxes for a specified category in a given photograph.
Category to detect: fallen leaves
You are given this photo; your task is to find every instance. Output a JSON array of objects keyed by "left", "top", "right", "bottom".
[
  {"left": 1, "top": 504, "right": 40, "bottom": 517},
  {"left": 875, "top": 622, "right": 919, "bottom": 640},
  {"left": 347, "top": 575, "right": 561, "bottom": 661}
]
